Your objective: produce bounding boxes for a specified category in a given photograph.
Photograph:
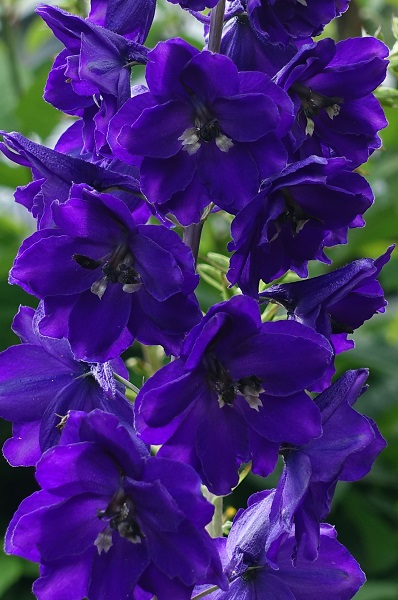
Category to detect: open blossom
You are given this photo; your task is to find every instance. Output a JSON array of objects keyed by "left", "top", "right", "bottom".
[
  {"left": 269, "top": 370, "right": 385, "bottom": 561},
  {"left": 37, "top": 3, "right": 150, "bottom": 156},
  {"left": 220, "top": 8, "right": 297, "bottom": 76},
  {"left": 5, "top": 410, "right": 227, "bottom": 600},
  {"left": 10, "top": 185, "right": 201, "bottom": 361},
  {"left": 0, "top": 131, "right": 149, "bottom": 229},
  {"left": 135, "top": 295, "right": 332, "bottom": 495},
  {"left": 249, "top": 0, "right": 350, "bottom": 45},
  {"left": 88, "top": 0, "right": 156, "bottom": 43},
  {"left": 275, "top": 37, "right": 389, "bottom": 166},
  {"left": 0, "top": 304, "right": 135, "bottom": 467},
  {"left": 194, "top": 489, "right": 365, "bottom": 600},
  {"left": 261, "top": 245, "right": 394, "bottom": 353},
  {"left": 109, "top": 37, "right": 294, "bottom": 224},
  {"left": 228, "top": 156, "right": 373, "bottom": 293}
]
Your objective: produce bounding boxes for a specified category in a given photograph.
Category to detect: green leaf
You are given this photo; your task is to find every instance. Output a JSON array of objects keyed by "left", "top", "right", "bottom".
[
  {"left": 0, "top": 550, "right": 24, "bottom": 596},
  {"left": 374, "top": 86, "right": 398, "bottom": 108},
  {"left": 356, "top": 581, "right": 398, "bottom": 600},
  {"left": 392, "top": 15, "right": 398, "bottom": 40},
  {"left": 197, "top": 264, "right": 226, "bottom": 293}
]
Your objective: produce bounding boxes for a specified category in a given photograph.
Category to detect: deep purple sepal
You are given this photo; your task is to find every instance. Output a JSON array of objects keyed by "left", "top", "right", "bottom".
[
  {"left": 248, "top": 0, "right": 350, "bottom": 45},
  {"left": 5, "top": 410, "right": 227, "bottom": 600},
  {"left": 89, "top": 0, "right": 156, "bottom": 43},
  {"left": 0, "top": 305, "right": 134, "bottom": 466},
  {"left": 109, "top": 38, "right": 293, "bottom": 225},
  {"left": 135, "top": 295, "right": 332, "bottom": 494},
  {"left": 228, "top": 156, "right": 374, "bottom": 293},
  {"left": 10, "top": 186, "right": 201, "bottom": 361},
  {"left": 261, "top": 245, "right": 394, "bottom": 353},
  {"left": 37, "top": 3, "right": 149, "bottom": 156},
  {"left": 269, "top": 369, "right": 386, "bottom": 561},
  {"left": 194, "top": 490, "right": 365, "bottom": 599},
  {"left": 275, "top": 37, "right": 389, "bottom": 166},
  {"left": 0, "top": 131, "right": 148, "bottom": 229}
]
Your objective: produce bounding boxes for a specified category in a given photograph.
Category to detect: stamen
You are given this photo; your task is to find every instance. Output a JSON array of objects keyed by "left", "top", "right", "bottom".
[
  {"left": 91, "top": 276, "right": 108, "bottom": 299},
  {"left": 179, "top": 127, "right": 201, "bottom": 155}
]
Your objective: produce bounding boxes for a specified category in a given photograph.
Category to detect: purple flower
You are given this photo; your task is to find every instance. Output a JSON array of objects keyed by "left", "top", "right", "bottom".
[
  {"left": 10, "top": 185, "right": 201, "bottom": 361},
  {"left": 0, "top": 305, "right": 135, "bottom": 466},
  {"left": 0, "top": 131, "right": 149, "bottom": 229},
  {"left": 248, "top": 0, "right": 350, "bottom": 45},
  {"left": 195, "top": 489, "right": 365, "bottom": 599},
  {"left": 167, "top": 0, "right": 219, "bottom": 12},
  {"left": 269, "top": 370, "right": 386, "bottom": 561},
  {"left": 275, "top": 37, "right": 388, "bottom": 166},
  {"left": 88, "top": 0, "right": 156, "bottom": 43},
  {"left": 261, "top": 245, "right": 394, "bottom": 354},
  {"left": 109, "top": 38, "right": 293, "bottom": 224},
  {"left": 37, "top": 4, "right": 149, "bottom": 155},
  {"left": 135, "top": 295, "right": 332, "bottom": 495},
  {"left": 228, "top": 156, "right": 373, "bottom": 293},
  {"left": 220, "top": 9, "right": 297, "bottom": 76},
  {"left": 5, "top": 410, "right": 227, "bottom": 600}
]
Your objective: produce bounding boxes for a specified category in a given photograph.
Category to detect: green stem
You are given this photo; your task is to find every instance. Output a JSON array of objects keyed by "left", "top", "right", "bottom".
[
  {"left": 113, "top": 372, "right": 140, "bottom": 396},
  {"left": 191, "top": 585, "right": 220, "bottom": 599},
  {"left": 142, "top": 344, "right": 164, "bottom": 375},
  {"left": 0, "top": 3, "right": 23, "bottom": 98},
  {"left": 183, "top": 0, "right": 225, "bottom": 262},
  {"left": 212, "top": 495, "right": 224, "bottom": 538},
  {"left": 208, "top": 0, "right": 226, "bottom": 53}
]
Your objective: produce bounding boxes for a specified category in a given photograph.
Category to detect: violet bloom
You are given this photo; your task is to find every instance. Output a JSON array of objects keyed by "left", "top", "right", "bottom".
[
  {"left": 135, "top": 295, "right": 333, "bottom": 495},
  {"left": 167, "top": 0, "right": 218, "bottom": 11},
  {"left": 220, "top": 8, "right": 297, "bottom": 76},
  {"left": 88, "top": 0, "right": 156, "bottom": 43},
  {"left": 248, "top": 0, "right": 350, "bottom": 46},
  {"left": 275, "top": 37, "right": 388, "bottom": 166},
  {"left": 0, "top": 131, "right": 149, "bottom": 229},
  {"left": 0, "top": 305, "right": 134, "bottom": 467},
  {"left": 195, "top": 489, "right": 365, "bottom": 600},
  {"left": 109, "top": 38, "right": 293, "bottom": 225},
  {"left": 37, "top": 4, "right": 149, "bottom": 155},
  {"left": 228, "top": 156, "right": 373, "bottom": 294},
  {"left": 10, "top": 185, "right": 201, "bottom": 362},
  {"left": 5, "top": 410, "right": 227, "bottom": 600},
  {"left": 261, "top": 245, "right": 394, "bottom": 354},
  {"left": 269, "top": 370, "right": 386, "bottom": 561}
]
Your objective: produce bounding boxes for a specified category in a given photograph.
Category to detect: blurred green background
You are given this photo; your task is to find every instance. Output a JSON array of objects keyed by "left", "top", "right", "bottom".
[{"left": 0, "top": 0, "right": 397, "bottom": 597}]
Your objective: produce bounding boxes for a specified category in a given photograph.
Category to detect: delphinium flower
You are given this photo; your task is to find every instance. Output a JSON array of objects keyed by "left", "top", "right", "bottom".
[
  {"left": 248, "top": 0, "right": 350, "bottom": 46},
  {"left": 193, "top": 488, "right": 365, "bottom": 599},
  {"left": 0, "top": 131, "right": 150, "bottom": 229},
  {"left": 0, "top": 304, "right": 136, "bottom": 467},
  {"left": 261, "top": 245, "right": 394, "bottom": 354},
  {"left": 135, "top": 295, "right": 333, "bottom": 495},
  {"left": 220, "top": 6, "right": 297, "bottom": 75},
  {"left": 275, "top": 37, "right": 389, "bottom": 166},
  {"left": 227, "top": 155, "right": 374, "bottom": 293},
  {"left": 37, "top": 3, "right": 150, "bottom": 156},
  {"left": 10, "top": 185, "right": 201, "bottom": 361},
  {"left": 5, "top": 410, "right": 227, "bottom": 600},
  {"left": 109, "top": 37, "right": 294, "bottom": 225},
  {"left": 88, "top": 0, "right": 156, "bottom": 43},
  {"left": 268, "top": 369, "right": 385, "bottom": 561}
]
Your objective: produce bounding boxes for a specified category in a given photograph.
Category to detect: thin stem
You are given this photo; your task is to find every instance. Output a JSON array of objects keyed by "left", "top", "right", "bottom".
[
  {"left": 0, "top": 3, "right": 23, "bottom": 98},
  {"left": 191, "top": 585, "right": 220, "bottom": 599},
  {"left": 208, "top": 0, "right": 226, "bottom": 53},
  {"left": 183, "top": 0, "right": 225, "bottom": 262},
  {"left": 113, "top": 372, "right": 140, "bottom": 395},
  {"left": 212, "top": 495, "right": 224, "bottom": 538}
]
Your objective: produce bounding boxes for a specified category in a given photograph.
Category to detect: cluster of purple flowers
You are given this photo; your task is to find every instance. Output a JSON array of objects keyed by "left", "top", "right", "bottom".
[{"left": 0, "top": 0, "right": 394, "bottom": 598}]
